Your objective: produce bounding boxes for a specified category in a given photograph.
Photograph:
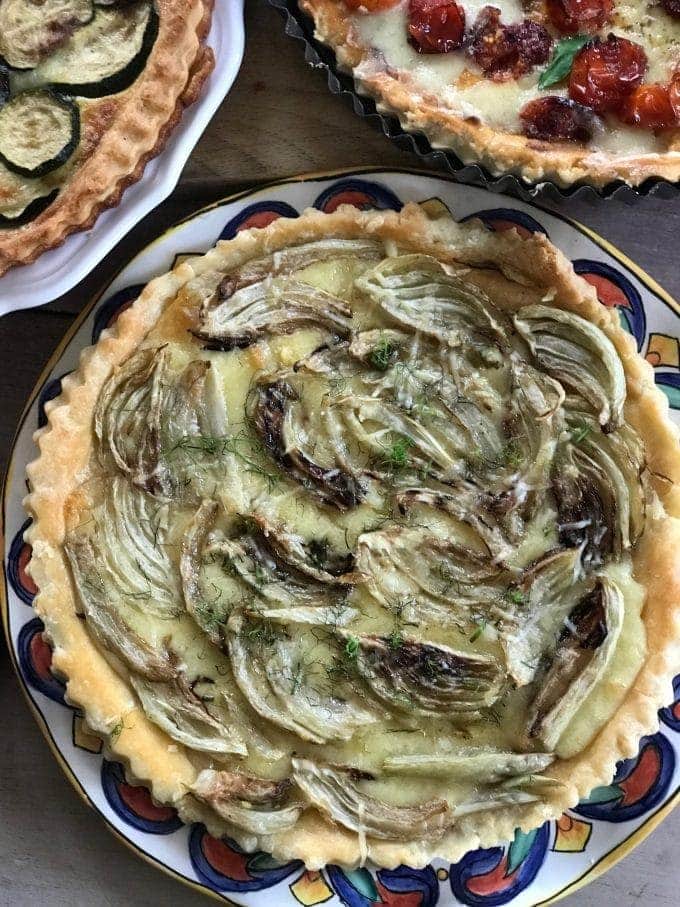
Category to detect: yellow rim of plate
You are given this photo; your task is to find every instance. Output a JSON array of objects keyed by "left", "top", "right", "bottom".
[{"left": 2, "top": 165, "right": 678, "bottom": 907}]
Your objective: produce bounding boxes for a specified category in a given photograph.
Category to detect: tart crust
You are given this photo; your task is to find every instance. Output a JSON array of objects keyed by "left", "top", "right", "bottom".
[
  {"left": 0, "top": 0, "right": 215, "bottom": 277},
  {"left": 300, "top": 0, "right": 680, "bottom": 189},
  {"left": 24, "top": 203, "right": 680, "bottom": 868}
]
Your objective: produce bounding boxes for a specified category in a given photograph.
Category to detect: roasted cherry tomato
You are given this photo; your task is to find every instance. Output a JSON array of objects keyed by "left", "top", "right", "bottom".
[
  {"left": 661, "top": 0, "right": 680, "bottom": 19},
  {"left": 520, "top": 96, "right": 599, "bottom": 141},
  {"left": 670, "top": 74, "right": 680, "bottom": 119},
  {"left": 408, "top": 0, "right": 466, "bottom": 53},
  {"left": 470, "top": 6, "right": 552, "bottom": 81},
  {"left": 344, "top": 0, "right": 400, "bottom": 10},
  {"left": 545, "top": 0, "right": 613, "bottom": 34},
  {"left": 620, "top": 83, "right": 679, "bottom": 129},
  {"left": 569, "top": 36, "right": 647, "bottom": 113}
]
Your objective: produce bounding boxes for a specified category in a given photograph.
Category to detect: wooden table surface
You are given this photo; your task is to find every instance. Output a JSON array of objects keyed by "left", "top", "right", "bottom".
[{"left": 1, "top": 2, "right": 678, "bottom": 904}]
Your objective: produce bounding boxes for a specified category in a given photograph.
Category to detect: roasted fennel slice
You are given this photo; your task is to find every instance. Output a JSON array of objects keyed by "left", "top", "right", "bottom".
[
  {"left": 355, "top": 525, "right": 512, "bottom": 631},
  {"left": 452, "top": 788, "right": 542, "bottom": 816},
  {"left": 95, "top": 346, "right": 170, "bottom": 492},
  {"left": 501, "top": 548, "right": 591, "bottom": 687},
  {"left": 90, "top": 476, "right": 184, "bottom": 618},
  {"left": 394, "top": 487, "right": 512, "bottom": 560},
  {"left": 192, "top": 769, "right": 302, "bottom": 835},
  {"left": 339, "top": 632, "right": 506, "bottom": 717},
  {"left": 129, "top": 675, "right": 249, "bottom": 757},
  {"left": 64, "top": 502, "right": 253, "bottom": 756},
  {"left": 95, "top": 348, "right": 228, "bottom": 498},
  {"left": 553, "top": 411, "right": 646, "bottom": 565},
  {"left": 251, "top": 378, "right": 366, "bottom": 510},
  {"left": 180, "top": 502, "right": 355, "bottom": 647},
  {"left": 514, "top": 305, "right": 626, "bottom": 431},
  {"left": 355, "top": 254, "right": 509, "bottom": 358},
  {"left": 292, "top": 758, "right": 450, "bottom": 841},
  {"left": 191, "top": 237, "right": 383, "bottom": 309},
  {"left": 194, "top": 277, "right": 352, "bottom": 351},
  {"left": 383, "top": 750, "right": 554, "bottom": 781},
  {"left": 64, "top": 534, "right": 177, "bottom": 681},
  {"left": 525, "top": 577, "right": 624, "bottom": 749},
  {"left": 227, "top": 610, "right": 381, "bottom": 744},
  {"left": 254, "top": 362, "right": 488, "bottom": 502}
]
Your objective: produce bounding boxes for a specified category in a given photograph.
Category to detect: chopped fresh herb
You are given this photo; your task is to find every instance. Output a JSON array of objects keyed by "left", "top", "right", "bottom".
[
  {"left": 169, "top": 432, "right": 280, "bottom": 492},
  {"left": 506, "top": 588, "right": 527, "bottom": 606},
  {"left": 344, "top": 635, "right": 359, "bottom": 660},
  {"left": 370, "top": 336, "right": 396, "bottom": 371},
  {"left": 482, "top": 707, "right": 502, "bottom": 726},
  {"left": 501, "top": 438, "right": 523, "bottom": 468},
  {"left": 466, "top": 437, "right": 525, "bottom": 474},
  {"left": 388, "top": 628, "right": 404, "bottom": 650},
  {"left": 242, "top": 618, "right": 278, "bottom": 648},
  {"left": 195, "top": 601, "right": 226, "bottom": 636},
  {"left": 470, "top": 619, "right": 487, "bottom": 643},
  {"left": 538, "top": 35, "right": 590, "bottom": 90},
  {"left": 109, "top": 720, "right": 124, "bottom": 740},
  {"left": 570, "top": 421, "right": 592, "bottom": 444},
  {"left": 171, "top": 435, "right": 228, "bottom": 456},
  {"left": 383, "top": 436, "right": 413, "bottom": 471},
  {"left": 327, "top": 376, "right": 347, "bottom": 397},
  {"left": 253, "top": 563, "right": 268, "bottom": 587},
  {"left": 422, "top": 656, "right": 439, "bottom": 678}
]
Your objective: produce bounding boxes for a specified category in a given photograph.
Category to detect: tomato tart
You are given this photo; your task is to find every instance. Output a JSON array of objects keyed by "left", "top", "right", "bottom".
[
  {"left": 25, "top": 203, "right": 680, "bottom": 868},
  {"left": 0, "top": 0, "right": 214, "bottom": 276},
  {"left": 300, "top": 0, "right": 680, "bottom": 188}
]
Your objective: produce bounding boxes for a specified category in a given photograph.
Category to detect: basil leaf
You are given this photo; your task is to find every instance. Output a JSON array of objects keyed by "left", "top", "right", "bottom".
[{"left": 538, "top": 35, "right": 590, "bottom": 90}]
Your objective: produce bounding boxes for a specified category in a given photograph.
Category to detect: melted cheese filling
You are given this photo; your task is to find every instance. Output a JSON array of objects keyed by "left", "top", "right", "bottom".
[{"left": 352, "top": 0, "right": 680, "bottom": 153}]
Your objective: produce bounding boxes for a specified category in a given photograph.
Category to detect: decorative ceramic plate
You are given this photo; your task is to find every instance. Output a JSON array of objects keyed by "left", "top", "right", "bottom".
[
  {"left": 3, "top": 169, "right": 679, "bottom": 907},
  {"left": 0, "top": 0, "right": 245, "bottom": 317}
]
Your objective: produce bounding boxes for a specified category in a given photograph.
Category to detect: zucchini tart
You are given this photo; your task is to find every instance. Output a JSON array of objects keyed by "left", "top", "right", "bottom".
[
  {"left": 0, "top": 0, "right": 214, "bottom": 276},
  {"left": 300, "top": 0, "right": 680, "bottom": 188},
  {"left": 26, "top": 203, "right": 680, "bottom": 868}
]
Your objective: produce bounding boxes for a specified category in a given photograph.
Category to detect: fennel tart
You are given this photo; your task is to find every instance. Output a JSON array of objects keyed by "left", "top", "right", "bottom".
[
  {"left": 300, "top": 0, "right": 680, "bottom": 189},
  {"left": 25, "top": 203, "right": 680, "bottom": 869},
  {"left": 0, "top": 0, "right": 215, "bottom": 276}
]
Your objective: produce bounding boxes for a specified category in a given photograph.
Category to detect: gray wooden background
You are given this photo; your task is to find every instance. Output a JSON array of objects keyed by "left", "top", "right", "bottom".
[{"left": 0, "top": 2, "right": 678, "bottom": 904}]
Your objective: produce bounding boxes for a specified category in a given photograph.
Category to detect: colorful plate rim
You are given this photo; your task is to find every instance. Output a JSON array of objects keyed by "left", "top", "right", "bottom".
[{"left": 2, "top": 166, "right": 679, "bottom": 907}]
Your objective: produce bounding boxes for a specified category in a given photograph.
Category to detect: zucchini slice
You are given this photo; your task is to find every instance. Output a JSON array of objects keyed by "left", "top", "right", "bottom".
[
  {"left": 0, "top": 0, "right": 94, "bottom": 70},
  {"left": 0, "top": 163, "right": 60, "bottom": 227},
  {"left": 0, "top": 90, "right": 80, "bottom": 178},
  {"left": 11, "top": 1, "right": 159, "bottom": 99}
]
